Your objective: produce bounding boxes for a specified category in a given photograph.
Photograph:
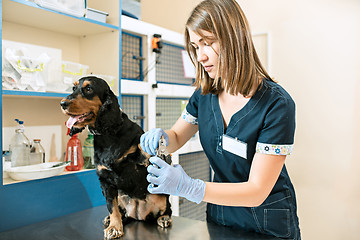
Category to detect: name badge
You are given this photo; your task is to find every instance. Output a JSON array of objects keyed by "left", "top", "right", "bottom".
[{"left": 222, "top": 135, "right": 247, "bottom": 159}]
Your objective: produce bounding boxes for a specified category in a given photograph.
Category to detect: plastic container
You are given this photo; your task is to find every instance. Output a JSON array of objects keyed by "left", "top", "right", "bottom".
[
  {"left": 62, "top": 61, "right": 89, "bottom": 92},
  {"left": 30, "top": 139, "right": 46, "bottom": 165},
  {"left": 82, "top": 133, "right": 94, "bottom": 169},
  {"left": 3, "top": 48, "right": 51, "bottom": 92},
  {"left": 9, "top": 119, "right": 31, "bottom": 167},
  {"left": 34, "top": 0, "right": 86, "bottom": 18},
  {"left": 65, "top": 133, "right": 84, "bottom": 171},
  {"left": 3, "top": 39, "right": 62, "bottom": 92}
]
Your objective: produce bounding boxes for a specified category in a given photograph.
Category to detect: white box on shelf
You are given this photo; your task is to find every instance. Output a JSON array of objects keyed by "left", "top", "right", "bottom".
[
  {"left": 34, "top": 0, "right": 86, "bottom": 18},
  {"left": 2, "top": 40, "right": 62, "bottom": 92},
  {"left": 86, "top": 8, "right": 109, "bottom": 23}
]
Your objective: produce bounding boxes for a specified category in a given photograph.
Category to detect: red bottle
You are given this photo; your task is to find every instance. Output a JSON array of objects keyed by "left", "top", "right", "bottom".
[{"left": 65, "top": 132, "right": 84, "bottom": 171}]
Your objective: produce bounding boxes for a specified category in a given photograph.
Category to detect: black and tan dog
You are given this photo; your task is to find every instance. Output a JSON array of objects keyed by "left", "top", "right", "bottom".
[{"left": 60, "top": 76, "right": 172, "bottom": 239}]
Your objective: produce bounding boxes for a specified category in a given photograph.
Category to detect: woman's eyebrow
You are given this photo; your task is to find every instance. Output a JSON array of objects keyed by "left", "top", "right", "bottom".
[
  {"left": 190, "top": 38, "right": 204, "bottom": 45},
  {"left": 190, "top": 36, "right": 215, "bottom": 46}
]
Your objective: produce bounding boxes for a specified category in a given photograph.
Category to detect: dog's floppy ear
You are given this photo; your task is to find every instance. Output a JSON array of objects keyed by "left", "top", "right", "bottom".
[{"left": 95, "top": 89, "right": 123, "bottom": 135}]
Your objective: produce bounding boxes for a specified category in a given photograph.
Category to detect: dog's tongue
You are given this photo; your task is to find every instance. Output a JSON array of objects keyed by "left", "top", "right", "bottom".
[{"left": 66, "top": 115, "right": 81, "bottom": 129}]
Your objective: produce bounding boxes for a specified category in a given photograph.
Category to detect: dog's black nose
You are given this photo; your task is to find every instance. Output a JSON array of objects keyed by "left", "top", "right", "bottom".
[{"left": 60, "top": 100, "right": 70, "bottom": 109}]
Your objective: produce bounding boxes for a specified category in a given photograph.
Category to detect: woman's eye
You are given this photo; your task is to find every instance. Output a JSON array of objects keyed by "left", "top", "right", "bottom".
[{"left": 191, "top": 45, "right": 199, "bottom": 50}]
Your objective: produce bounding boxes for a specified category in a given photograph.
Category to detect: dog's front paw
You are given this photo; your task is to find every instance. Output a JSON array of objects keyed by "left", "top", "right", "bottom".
[
  {"left": 103, "top": 215, "right": 110, "bottom": 229},
  {"left": 104, "top": 225, "right": 124, "bottom": 239},
  {"left": 157, "top": 215, "right": 172, "bottom": 228}
]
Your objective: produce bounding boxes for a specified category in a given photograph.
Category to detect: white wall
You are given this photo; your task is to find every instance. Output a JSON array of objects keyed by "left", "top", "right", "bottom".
[
  {"left": 237, "top": 0, "right": 360, "bottom": 239},
  {"left": 142, "top": 0, "right": 360, "bottom": 239}
]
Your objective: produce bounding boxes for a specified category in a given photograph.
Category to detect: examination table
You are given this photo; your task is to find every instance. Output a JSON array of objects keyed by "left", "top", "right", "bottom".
[{"left": 0, "top": 205, "right": 281, "bottom": 239}]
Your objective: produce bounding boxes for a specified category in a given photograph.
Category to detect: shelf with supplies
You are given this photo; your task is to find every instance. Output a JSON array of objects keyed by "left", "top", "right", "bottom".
[
  {"left": 2, "top": 0, "right": 121, "bottom": 97},
  {"left": 3, "top": 0, "right": 119, "bottom": 36}
]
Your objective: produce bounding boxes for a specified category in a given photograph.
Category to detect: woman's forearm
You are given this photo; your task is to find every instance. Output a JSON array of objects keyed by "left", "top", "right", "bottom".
[
  {"left": 203, "top": 181, "right": 268, "bottom": 207},
  {"left": 165, "top": 118, "right": 199, "bottom": 153},
  {"left": 165, "top": 129, "right": 182, "bottom": 153}
]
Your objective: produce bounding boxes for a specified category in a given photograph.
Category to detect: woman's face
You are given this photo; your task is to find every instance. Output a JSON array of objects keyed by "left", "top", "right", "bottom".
[{"left": 188, "top": 29, "right": 220, "bottom": 79}]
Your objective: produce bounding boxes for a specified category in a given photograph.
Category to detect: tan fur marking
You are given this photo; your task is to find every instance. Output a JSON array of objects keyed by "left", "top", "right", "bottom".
[
  {"left": 118, "top": 195, "right": 137, "bottom": 219},
  {"left": 118, "top": 194, "right": 168, "bottom": 221},
  {"left": 138, "top": 144, "right": 151, "bottom": 167},
  {"left": 118, "top": 145, "right": 137, "bottom": 162},
  {"left": 109, "top": 198, "right": 122, "bottom": 227},
  {"left": 136, "top": 194, "right": 168, "bottom": 220},
  {"left": 82, "top": 80, "right": 91, "bottom": 87},
  {"left": 97, "top": 165, "right": 108, "bottom": 171},
  {"left": 104, "top": 198, "right": 124, "bottom": 238},
  {"left": 138, "top": 144, "right": 151, "bottom": 159},
  {"left": 66, "top": 95, "right": 102, "bottom": 128},
  {"left": 145, "top": 194, "right": 167, "bottom": 217},
  {"left": 75, "top": 95, "right": 102, "bottom": 115}
]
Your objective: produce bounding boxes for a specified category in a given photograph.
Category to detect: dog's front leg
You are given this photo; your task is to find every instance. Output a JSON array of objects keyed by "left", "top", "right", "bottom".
[{"left": 103, "top": 188, "right": 124, "bottom": 239}]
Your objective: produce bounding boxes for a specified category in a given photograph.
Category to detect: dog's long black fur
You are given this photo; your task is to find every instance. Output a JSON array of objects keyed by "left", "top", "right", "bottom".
[{"left": 61, "top": 76, "right": 172, "bottom": 239}]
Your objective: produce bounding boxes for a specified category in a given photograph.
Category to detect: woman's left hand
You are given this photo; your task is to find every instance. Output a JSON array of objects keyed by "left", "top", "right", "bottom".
[{"left": 146, "top": 156, "right": 206, "bottom": 204}]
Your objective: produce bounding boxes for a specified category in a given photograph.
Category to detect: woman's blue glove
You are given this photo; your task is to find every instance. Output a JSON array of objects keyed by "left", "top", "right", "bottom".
[
  {"left": 147, "top": 156, "right": 206, "bottom": 204},
  {"left": 140, "top": 128, "right": 169, "bottom": 156}
]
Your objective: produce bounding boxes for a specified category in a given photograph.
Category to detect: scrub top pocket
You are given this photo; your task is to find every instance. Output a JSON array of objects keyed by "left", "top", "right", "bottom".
[
  {"left": 251, "top": 191, "right": 293, "bottom": 238},
  {"left": 264, "top": 208, "right": 290, "bottom": 238}
]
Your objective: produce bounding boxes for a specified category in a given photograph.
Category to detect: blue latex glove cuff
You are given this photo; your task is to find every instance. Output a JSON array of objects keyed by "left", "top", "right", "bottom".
[{"left": 147, "top": 156, "right": 206, "bottom": 204}]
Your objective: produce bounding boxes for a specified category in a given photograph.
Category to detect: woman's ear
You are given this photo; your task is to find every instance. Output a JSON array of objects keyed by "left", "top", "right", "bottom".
[{"left": 95, "top": 89, "right": 123, "bottom": 134}]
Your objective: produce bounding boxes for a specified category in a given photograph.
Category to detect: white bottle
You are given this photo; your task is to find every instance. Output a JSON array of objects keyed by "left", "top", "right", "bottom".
[{"left": 9, "top": 119, "right": 31, "bottom": 167}]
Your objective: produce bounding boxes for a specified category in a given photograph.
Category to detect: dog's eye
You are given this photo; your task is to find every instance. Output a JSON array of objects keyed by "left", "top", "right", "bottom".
[
  {"left": 72, "top": 86, "right": 77, "bottom": 91},
  {"left": 85, "top": 86, "right": 93, "bottom": 93}
]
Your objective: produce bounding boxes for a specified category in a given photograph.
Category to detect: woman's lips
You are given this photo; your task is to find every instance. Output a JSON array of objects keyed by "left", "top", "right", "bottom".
[{"left": 204, "top": 65, "right": 213, "bottom": 72}]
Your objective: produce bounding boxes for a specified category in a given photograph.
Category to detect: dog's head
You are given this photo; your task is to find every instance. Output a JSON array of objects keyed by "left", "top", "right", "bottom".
[{"left": 60, "top": 76, "right": 121, "bottom": 136}]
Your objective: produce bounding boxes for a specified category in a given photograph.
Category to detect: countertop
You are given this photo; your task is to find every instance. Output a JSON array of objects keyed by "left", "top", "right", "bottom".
[{"left": 0, "top": 205, "right": 280, "bottom": 240}]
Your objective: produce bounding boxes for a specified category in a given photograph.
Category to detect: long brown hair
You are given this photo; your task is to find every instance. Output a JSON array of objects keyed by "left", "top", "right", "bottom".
[{"left": 185, "top": 0, "right": 272, "bottom": 96}]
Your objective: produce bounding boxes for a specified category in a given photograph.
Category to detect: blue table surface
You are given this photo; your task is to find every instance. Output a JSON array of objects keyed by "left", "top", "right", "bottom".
[{"left": 0, "top": 205, "right": 281, "bottom": 240}]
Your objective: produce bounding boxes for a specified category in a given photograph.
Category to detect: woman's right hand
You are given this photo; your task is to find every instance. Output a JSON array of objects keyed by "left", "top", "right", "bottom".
[{"left": 140, "top": 128, "right": 169, "bottom": 155}]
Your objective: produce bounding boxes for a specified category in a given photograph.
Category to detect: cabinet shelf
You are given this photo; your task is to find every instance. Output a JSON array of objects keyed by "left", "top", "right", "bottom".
[
  {"left": 2, "top": 90, "right": 121, "bottom": 99},
  {"left": 2, "top": 90, "right": 68, "bottom": 98},
  {"left": 4, "top": 0, "right": 119, "bottom": 37}
]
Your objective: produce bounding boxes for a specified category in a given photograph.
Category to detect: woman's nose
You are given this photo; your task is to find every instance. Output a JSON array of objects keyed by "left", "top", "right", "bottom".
[{"left": 197, "top": 49, "right": 207, "bottom": 63}]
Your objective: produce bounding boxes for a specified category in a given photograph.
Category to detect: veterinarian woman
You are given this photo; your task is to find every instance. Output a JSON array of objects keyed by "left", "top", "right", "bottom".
[{"left": 140, "top": 0, "right": 301, "bottom": 239}]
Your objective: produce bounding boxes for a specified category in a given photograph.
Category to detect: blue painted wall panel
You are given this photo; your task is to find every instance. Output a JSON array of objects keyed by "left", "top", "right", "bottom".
[{"left": 0, "top": 171, "right": 106, "bottom": 232}]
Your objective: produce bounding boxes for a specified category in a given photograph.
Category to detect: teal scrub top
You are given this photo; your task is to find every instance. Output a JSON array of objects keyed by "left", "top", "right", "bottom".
[{"left": 183, "top": 79, "right": 301, "bottom": 239}]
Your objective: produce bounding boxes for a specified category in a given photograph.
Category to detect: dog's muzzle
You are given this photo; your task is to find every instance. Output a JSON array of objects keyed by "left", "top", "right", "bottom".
[{"left": 60, "top": 99, "right": 70, "bottom": 110}]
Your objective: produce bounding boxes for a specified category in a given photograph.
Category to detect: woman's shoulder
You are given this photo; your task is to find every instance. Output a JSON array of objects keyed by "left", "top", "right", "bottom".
[
  {"left": 191, "top": 87, "right": 213, "bottom": 100},
  {"left": 261, "top": 79, "right": 294, "bottom": 105}
]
